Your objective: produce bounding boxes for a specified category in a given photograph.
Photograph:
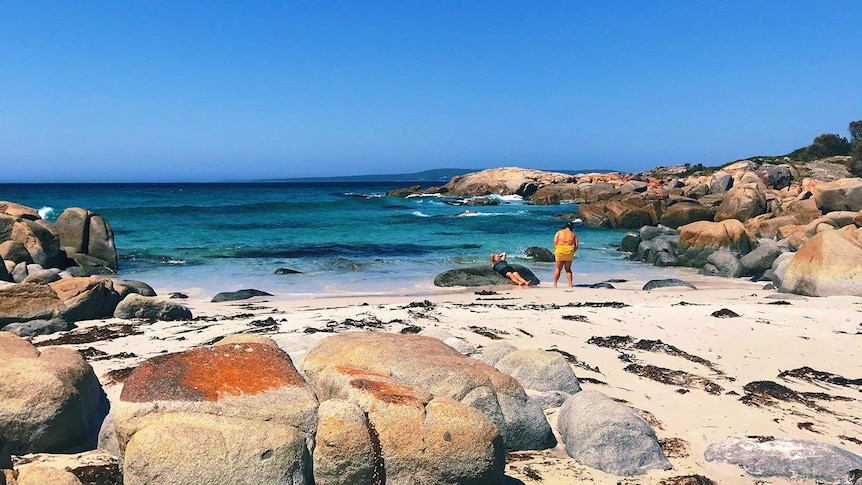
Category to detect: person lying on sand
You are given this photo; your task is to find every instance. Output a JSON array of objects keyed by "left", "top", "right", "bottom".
[{"left": 490, "top": 252, "right": 532, "bottom": 286}]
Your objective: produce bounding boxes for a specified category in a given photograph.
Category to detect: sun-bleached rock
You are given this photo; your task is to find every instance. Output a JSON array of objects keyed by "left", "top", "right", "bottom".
[
  {"left": 557, "top": 390, "right": 671, "bottom": 476},
  {"left": 779, "top": 225, "right": 862, "bottom": 297}
]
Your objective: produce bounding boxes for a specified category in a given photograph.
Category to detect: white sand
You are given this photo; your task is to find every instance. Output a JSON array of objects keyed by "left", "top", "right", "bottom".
[{"left": 30, "top": 279, "right": 862, "bottom": 484}]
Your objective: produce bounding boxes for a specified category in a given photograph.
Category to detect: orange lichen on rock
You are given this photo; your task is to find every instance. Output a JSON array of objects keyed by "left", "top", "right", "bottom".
[
  {"left": 333, "top": 365, "right": 421, "bottom": 406},
  {"left": 120, "top": 343, "right": 306, "bottom": 403}
]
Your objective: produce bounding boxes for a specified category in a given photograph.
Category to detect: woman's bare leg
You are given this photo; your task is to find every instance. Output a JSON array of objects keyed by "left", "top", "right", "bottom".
[
  {"left": 564, "top": 261, "right": 573, "bottom": 287},
  {"left": 553, "top": 261, "right": 563, "bottom": 287}
]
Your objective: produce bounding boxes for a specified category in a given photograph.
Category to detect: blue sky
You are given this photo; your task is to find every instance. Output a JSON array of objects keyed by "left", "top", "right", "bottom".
[{"left": 2, "top": 1, "right": 860, "bottom": 182}]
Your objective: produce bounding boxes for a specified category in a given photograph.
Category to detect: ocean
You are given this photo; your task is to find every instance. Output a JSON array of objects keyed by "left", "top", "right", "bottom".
[{"left": 1, "top": 182, "right": 692, "bottom": 298}]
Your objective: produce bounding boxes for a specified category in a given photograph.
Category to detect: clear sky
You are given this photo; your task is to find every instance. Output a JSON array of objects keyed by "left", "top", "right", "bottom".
[{"left": 2, "top": 1, "right": 860, "bottom": 182}]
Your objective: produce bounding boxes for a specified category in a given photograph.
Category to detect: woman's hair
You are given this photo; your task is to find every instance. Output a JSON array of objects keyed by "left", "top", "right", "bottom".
[{"left": 564, "top": 221, "right": 575, "bottom": 230}]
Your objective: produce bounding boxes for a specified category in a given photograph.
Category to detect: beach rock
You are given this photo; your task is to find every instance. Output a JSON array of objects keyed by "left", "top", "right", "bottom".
[
  {"left": 530, "top": 183, "right": 582, "bottom": 205},
  {"left": 420, "top": 328, "right": 478, "bottom": 356},
  {"left": 0, "top": 333, "right": 108, "bottom": 454},
  {"left": 310, "top": 365, "right": 504, "bottom": 484},
  {"left": 715, "top": 182, "right": 767, "bottom": 222},
  {"left": 433, "top": 265, "right": 540, "bottom": 287},
  {"left": 312, "top": 400, "right": 376, "bottom": 485},
  {"left": 0, "top": 201, "right": 39, "bottom": 220},
  {"left": 2, "top": 318, "right": 71, "bottom": 337},
  {"left": 524, "top": 246, "right": 554, "bottom": 262},
  {"left": 304, "top": 332, "right": 556, "bottom": 452},
  {"left": 704, "top": 437, "right": 862, "bottom": 483},
  {"left": 811, "top": 178, "right": 862, "bottom": 213},
  {"left": 702, "top": 250, "right": 743, "bottom": 278},
  {"left": 477, "top": 341, "right": 518, "bottom": 367},
  {"left": 115, "top": 335, "right": 317, "bottom": 485},
  {"left": 637, "top": 234, "right": 679, "bottom": 267},
  {"left": 557, "top": 390, "right": 672, "bottom": 476},
  {"left": 620, "top": 232, "right": 641, "bottom": 254},
  {"left": 577, "top": 202, "right": 611, "bottom": 228},
  {"left": 605, "top": 200, "right": 654, "bottom": 229},
  {"left": 0, "top": 240, "right": 33, "bottom": 265},
  {"left": 0, "top": 283, "right": 64, "bottom": 328},
  {"left": 494, "top": 349, "right": 581, "bottom": 394},
  {"left": 386, "top": 185, "right": 423, "bottom": 197},
  {"left": 113, "top": 279, "right": 156, "bottom": 297},
  {"left": 642, "top": 279, "right": 697, "bottom": 291},
  {"left": 54, "top": 209, "right": 119, "bottom": 272},
  {"left": 677, "top": 219, "right": 753, "bottom": 267},
  {"left": 740, "top": 243, "right": 786, "bottom": 276},
  {"left": 757, "top": 164, "right": 794, "bottom": 190},
  {"left": 779, "top": 225, "right": 862, "bottom": 297},
  {"left": 10, "top": 219, "right": 62, "bottom": 268},
  {"left": 68, "top": 253, "right": 115, "bottom": 276},
  {"left": 708, "top": 171, "right": 733, "bottom": 193},
  {"left": 15, "top": 465, "right": 82, "bottom": 485},
  {"left": 22, "top": 267, "right": 62, "bottom": 284},
  {"left": 528, "top": 390, "right": 571, "bottom": 410},
  {"left": 211, "top": 288, "right": 274, "bottom": 302},
  {"left": 49, "top": 277, "right": 121, "bottom": 322},
  {"left": 113, "top": 294, "right": 192, "bottom": 321},
  {"left": 660, "top": 202, "right": 714, "bottom": 229}
]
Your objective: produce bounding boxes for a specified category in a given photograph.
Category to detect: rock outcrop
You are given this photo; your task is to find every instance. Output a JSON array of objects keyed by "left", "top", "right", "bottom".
[
  {"left": 304, "top": 332, "right": 556, "bottom": 453},
  {"left": 434, "top": 265, "right": 540, "bottom": 287},
  {"left": 778, "top": 225, "right": 862, "bottom": 297}
]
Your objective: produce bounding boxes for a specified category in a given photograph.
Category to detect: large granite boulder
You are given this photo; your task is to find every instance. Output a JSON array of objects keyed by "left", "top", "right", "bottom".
[
  {"left": 705, "top": 437, "right": 862, "bottom": 483},
  {"left": 54, "top": 208, "right": 119, "bottom": 272},
  {"left": 211, "top": 288, "right": 273, "bottom": 302},
  {"left": 714, "top": 182, "right": 767, "bottom": 222},
  {"left": 304, "top": 332, "right": 555, "bottom": 453},
  {"left": 530, "top": 183, "right": 582, "bottom": 205},
  {"left": 0, "top": 240, "right": 33, "bottom": 265},
  {"left": 557, "top": 390, "right": 671, "bottom": 476},
  {"left": 115, "top": 335, "right": 317, "bottom": 485},
  {"left": 779, "top": 225, "right": 862, "bottom": 297},
  {"left": 756, "top": 164, "right": 794, "bottom": 190},
  {"left": 677, "top": 219, "right": 754, "bottom": 267},
  {"left": 49, "top": 277, "right": 122, "bottom": 323},
  {"left": 739, "top": 242, "right": 786, "bottom": 276},
  {"left": 702, "top": 249, "right": 744, "bottom": 278},
  {"left": 707, "top": 171, "right": 733, "bottom": 193},
  {"left": 434, "top": 265, "right": 540, "bottom": 287},
  {"left": 0, "top": 333, "right": 108, "bottom": 454},
  {"left": 113, "top": 294, "right": 192, "bottom": 321},
  {"left": 604, "top": 200, "right": 655, "bottom": 229},
  {"left": 9, "top": 219, "right": 62, "bottom": 268},
  {"left": 0, "top": 283, "right": 64, "bottom": 329},
  {"left": 811, "top": 178, "right": 862, "bottom": 213},
  {"left": 659, "top": 201, "right": 714, "bottom": 229},
  {"left": 577, "top": 202, "right": 611, "bottom": 228},
  {"left": 494, "top": 349, "right": 581, "bottom": 394},
  {"left": 0, "top": 202, "right": 40, "bottom": 220},
  {"left": 310, "top": 364, "right": 504, "bottom": 484}
]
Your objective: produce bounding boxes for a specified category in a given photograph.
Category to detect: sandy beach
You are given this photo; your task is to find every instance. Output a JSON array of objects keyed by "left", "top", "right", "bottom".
[{"left": 26, "top": 277, "right": 862, "bottom": 484}]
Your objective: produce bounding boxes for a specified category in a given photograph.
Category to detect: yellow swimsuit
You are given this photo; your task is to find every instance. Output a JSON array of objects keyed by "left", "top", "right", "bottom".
[{"left": 555, "top": 245, "right": 575, "bottom": 262}]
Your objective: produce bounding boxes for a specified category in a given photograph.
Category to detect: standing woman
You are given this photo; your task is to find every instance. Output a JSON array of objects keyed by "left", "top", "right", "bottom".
[{"left": 553, "top": 221, "right": 579, "bottom": 287}]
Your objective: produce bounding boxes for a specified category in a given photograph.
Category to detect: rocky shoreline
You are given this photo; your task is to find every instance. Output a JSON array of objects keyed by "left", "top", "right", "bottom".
[
  {"left": 2, "top": 157, "right": 862, "bottom": 484},
  {"left": 392, "top": 158, "right": 862, "bottom": 297}
]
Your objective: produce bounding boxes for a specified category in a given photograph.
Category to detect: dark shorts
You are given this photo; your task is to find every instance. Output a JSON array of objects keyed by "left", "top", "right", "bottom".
[{"left": 493, "top": 261, "right": 515, "bottom": 277}]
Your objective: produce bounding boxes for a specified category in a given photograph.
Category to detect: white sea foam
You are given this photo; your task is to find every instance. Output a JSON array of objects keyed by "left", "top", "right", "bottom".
[
  {"left": 487, "top": 194, "right": 524, "bottom": 203},
  {"left": 405, "top": 193, "right": 443, "bottom": 198},
  {"left": 411, "top": 211, "right": 431, "bottom": 217},
  {"left": 344, "top": 192, "right": 383, "bottom": 199},
  {"left": 37, "top": 206, "right": 55, "bottom": 219}
]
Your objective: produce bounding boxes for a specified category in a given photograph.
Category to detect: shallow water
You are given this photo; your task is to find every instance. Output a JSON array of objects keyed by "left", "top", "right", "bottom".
[{"left": 1, "top": 182, "right": 698, "bottom": 298}]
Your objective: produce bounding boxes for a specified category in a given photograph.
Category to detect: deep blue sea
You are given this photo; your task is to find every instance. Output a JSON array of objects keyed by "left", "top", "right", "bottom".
[{"left": 0, "top": 182, "right": 690, "bottom": 298}]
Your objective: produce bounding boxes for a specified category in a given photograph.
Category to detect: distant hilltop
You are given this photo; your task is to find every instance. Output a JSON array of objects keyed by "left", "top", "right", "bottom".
[{"left": 263, "top": 167, "right": 616, "bottom": 183}]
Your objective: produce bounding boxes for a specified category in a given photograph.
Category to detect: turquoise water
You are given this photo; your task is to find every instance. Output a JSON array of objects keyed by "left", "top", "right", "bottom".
[{"left": 0, "top": 182, "right": 688, "bottom": 297}]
